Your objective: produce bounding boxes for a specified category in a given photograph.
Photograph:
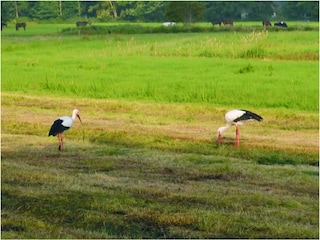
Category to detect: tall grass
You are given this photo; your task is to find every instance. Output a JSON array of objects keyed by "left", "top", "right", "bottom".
[
  {"left": 2, "top": 55, "right": 318, "bottom": 111},
  {"left": 1, "top": 30, "right": 318, "bottom": 112}
]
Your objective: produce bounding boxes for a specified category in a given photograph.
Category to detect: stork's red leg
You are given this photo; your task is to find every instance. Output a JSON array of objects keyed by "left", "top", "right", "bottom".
[
  {"left": 60, "top": 134, "right": 64, "bottom": 152},
  {"left": 234, "top": 126, "right": 240, "bottom": 147},
  {"left": 58, "top": 133, "right": 61, "bottom": 151},
  {"left": 218, "top": 133, "right": 222, "bottom": 145},
  {"left": 58, "top": 133, "right": 64, "bottom": 152}
]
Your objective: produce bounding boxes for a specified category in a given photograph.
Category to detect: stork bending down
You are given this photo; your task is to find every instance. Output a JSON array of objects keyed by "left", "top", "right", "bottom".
[{"left": 218, "top": 109, "right": 263, "bottom": 147}]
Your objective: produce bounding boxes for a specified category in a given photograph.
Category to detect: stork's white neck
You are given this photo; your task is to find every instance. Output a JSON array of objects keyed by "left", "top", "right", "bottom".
[
  {"left": 71, "top": 113, "right": 77, "bottom": 121},
  {"left": 71, "top": 109, "right": 79, "bottom": 121},
  {"left": 218, "top": 123, "right": 232, "bottom": 134}
]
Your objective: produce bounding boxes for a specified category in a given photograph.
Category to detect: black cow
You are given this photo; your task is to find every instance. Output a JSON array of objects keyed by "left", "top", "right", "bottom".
[
  {"left": 222, "top": 20, "right": 233, "bottom": 26},
  {"left": 76, "top": 21, "right": 90, "bottom": 27},
  {"left": 1, "top": 22, "right": 7, "bottom": 31},
  {"left": 211, "top": 20, "right": 221, "bottom": 27},
  {"left": 274, "top": 21, "right": 287, "bottom": 28},
  {"left": 16, "top": 22, "right": 26, "bottom": 31},
  {"left": 262, "top": 20, "right": 272, "bottom": 27}
]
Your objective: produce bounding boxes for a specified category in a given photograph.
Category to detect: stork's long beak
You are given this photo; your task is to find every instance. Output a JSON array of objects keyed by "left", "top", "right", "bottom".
[{"left": 77, "top": 114, "right": 82, "bottom": 123}]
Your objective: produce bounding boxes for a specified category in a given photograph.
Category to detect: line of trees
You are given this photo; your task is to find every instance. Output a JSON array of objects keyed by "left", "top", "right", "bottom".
[{"left": 1, "top": 1, "right": 319, "bottom": 24}]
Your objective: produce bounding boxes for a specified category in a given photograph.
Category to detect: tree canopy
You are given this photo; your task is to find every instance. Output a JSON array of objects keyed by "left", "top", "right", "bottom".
[{"left": 1, "top": 1, "right": 319, "bottom": 24}]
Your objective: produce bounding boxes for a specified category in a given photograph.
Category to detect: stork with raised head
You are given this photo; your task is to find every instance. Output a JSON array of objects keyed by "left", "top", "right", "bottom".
[
  {"left": 48, "top": 109, "right": 82, "bottom": 152},
  {"left": 218, "top": 109, "right": 263, "bottom": 147}
]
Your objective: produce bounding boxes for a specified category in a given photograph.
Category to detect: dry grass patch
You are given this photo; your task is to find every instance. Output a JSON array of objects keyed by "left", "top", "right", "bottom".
[{"left": 2, "top": 92, "right": 318, "bottom": 154}]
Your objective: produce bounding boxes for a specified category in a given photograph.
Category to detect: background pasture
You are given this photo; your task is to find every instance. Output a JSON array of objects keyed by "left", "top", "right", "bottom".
[
  {"left": 1, "top": 22, "right": 319, "bottom": 238},
  {"left": 2, "top": 26, "right": 319, "bottom": 110}
]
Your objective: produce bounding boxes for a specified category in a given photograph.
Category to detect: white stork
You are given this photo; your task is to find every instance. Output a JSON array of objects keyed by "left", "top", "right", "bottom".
[
  {"left": 48, "top": 109, "right": 82, "bottom": 151},
  {"left": 218, "top": 109, "right": 263, "bottom": 147}
]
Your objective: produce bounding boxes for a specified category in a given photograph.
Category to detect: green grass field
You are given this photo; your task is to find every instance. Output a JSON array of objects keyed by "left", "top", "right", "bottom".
[{"left": 1, "top": 22, "right": 319, "bottom": 238}]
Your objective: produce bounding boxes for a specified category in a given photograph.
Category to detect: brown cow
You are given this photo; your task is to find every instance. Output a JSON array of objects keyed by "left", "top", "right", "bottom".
[
  {"left": 76, "top": 21, "right": 90, "bottom": 27},
  {"left": 263, "top": 20, "right": 272, "bottom": 27},
  {"left": 16, "top": 22, "right": 26, "bottom": 31},
  {"left": 222, "top": 20, "right": 233, "bottom": 26}
]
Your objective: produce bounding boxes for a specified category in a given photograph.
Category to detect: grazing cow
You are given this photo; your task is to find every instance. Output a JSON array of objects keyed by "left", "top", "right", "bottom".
[
  {"left": 211, "top": 20, "right": 221, "bottom": 27},
  {"left": 262, "top": 20, "right": 272, "bottom": 27},
  {"left": 274, "top": 21, "right": 287, "bottom": 28},
  {"left": 16, "top": 22, "right": 26, "bottom": 31},
  {"left": 222, "top": 20, "right": 233, "bottom": 26},
  {"left": 162, "top": 22, "right": 176, "bottom": 27},
  {"left": 76, "top": 21, "right": 90, "bottom": 27},
  {"left": 1, "top": 22, "right": 7, "bottom": 31}
]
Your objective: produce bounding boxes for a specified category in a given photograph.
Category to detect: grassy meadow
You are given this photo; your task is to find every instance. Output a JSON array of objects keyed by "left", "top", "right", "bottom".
[{"left": 1, "top": 22, "right": 319, "bottom": 238}]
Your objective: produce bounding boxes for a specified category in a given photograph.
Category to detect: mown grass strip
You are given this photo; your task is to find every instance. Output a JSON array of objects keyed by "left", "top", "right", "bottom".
[{"left": 2, "top": 132, "right": 318, "bottom": 238}]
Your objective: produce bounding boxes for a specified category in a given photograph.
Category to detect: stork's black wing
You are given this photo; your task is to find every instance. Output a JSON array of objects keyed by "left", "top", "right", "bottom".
[
  {"left": 234, "top": 110, "right": 263, "bottom": 122},
  {"left": 48, "top": 119, "right": 70, "bottom": 136}
]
